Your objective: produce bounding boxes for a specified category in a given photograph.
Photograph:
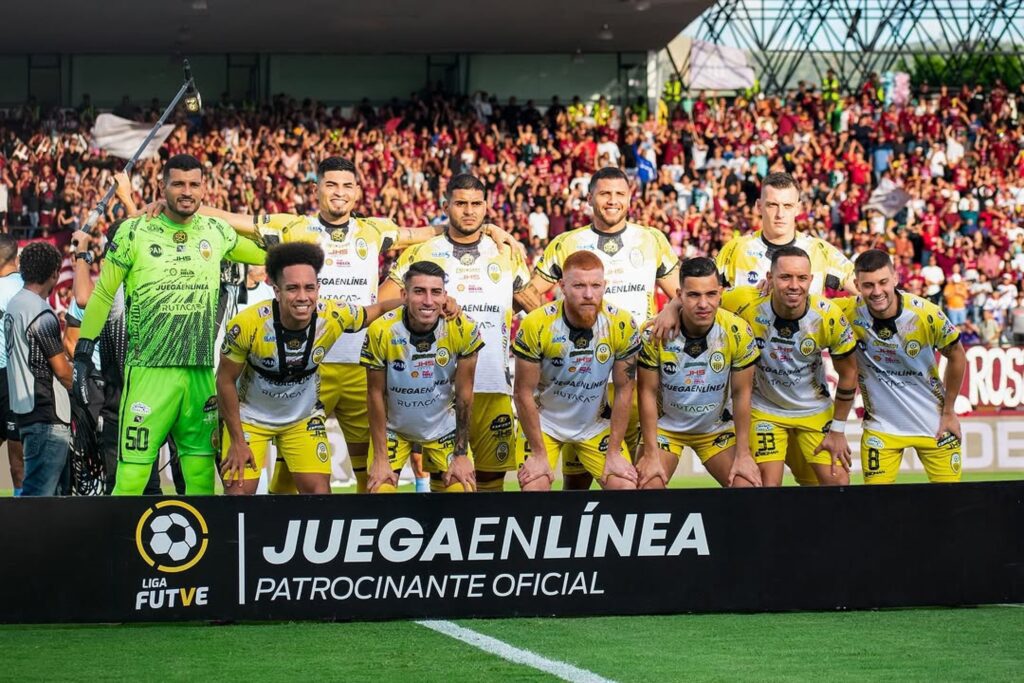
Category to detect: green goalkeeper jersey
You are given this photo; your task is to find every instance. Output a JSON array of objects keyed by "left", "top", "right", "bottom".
[{"left": 80, "top": 212, "right": 266, "bottom": 368}]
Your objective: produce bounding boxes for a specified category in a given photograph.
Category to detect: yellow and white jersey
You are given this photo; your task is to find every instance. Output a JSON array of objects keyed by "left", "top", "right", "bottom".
[
  {"left": 638, "top": 308, "right": 759, "bottom": 434},
  {"left": 835, "top": 293, "right": 961, "bottom": 438},
  {"left": 387, "top": 233, "right": 530, "bottom": 395},
  {"left": 534, "top": 223, "right": 679, "bottom": 324},
  {"left": 512, "top": 300, "right": 641, "bottom": 443},
  {"left": 222, "top": 299, "right": 366, "bottom": 428},
  {"left": 716, "top": 230, "right": 853, "bottom": 294},
  {"left": 724, "top": 286, "right": 856, "bottom": 417},
  {"left": 256, "top": 213, "right": 400, "bottom": 364},
  {"left": 360, "top": 309, "right": 484, "bottom": 442}
]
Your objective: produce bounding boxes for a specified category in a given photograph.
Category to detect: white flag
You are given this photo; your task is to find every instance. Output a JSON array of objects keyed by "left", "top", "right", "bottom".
[
  {"left": 91, "top": 113, "right": 173, "bottom": 160},
  {"left": 688, "top": 40, "right": 755, "bottom": 91},
  {"left": 864, "top": 178, "right": 911, "bottom": 218}
]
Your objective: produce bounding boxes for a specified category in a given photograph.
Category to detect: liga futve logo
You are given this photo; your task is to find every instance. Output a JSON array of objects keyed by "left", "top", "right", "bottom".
[{"left": 135, "top": 500, "right": 209, "bottom": 573}]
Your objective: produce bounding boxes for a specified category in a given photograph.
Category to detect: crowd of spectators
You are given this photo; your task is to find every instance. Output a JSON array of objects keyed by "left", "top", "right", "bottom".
[{"left": 2, "top": 78, "right": 1024, "bottom": 345}]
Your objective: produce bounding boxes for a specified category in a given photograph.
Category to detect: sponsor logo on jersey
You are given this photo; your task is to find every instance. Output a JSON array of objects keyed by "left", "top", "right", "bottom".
[
  {"left": 490, "top": 415, "right": 513, "bottom": 433},
  {"left": 865, "top": 435, "right": 885, "bottom": 449},
  {"left": 747, "top": 271, "right": 759, "bottom": 284},
  {"left": 755, "top": 421, "right": 773, "bottom": 433},
  {"left": 173, "top": 231, "right": 188, "bottom": 244},
  {"left": 149, "top": 244, "right": 163, "bottom": 258},
  {"left": 203, "top": 397, "right": 217, "bottom": 413},
  {"left": 551, "top": 357, "right": 564, "bottom": 367},
  {"left": 663, "top": 361, "right": 677, "bottom": 375},
  {"left": 260, "top": 358, "right": 275, "bottom": 368},
  {"left": 312, "top": 347, "right": 325, "bottom": 364},
  {"left": 799, "top": 338, "right": 817, "bottom": 356},
  {"left": 656, "top": 434, "right": 671, "bottom": 449},
  {"left": 905, "top": 340, "right": 921, "bottom": 358},
  {"left": 131, "top": 402, "right": 151, "bottom": 415},
  {"left": 487, "top": 262, "right": 501, "bottom": 284},
  {"left": 878, "top": 326, "right": 894, "bottom": 340},
  {"left": 199, "top": 240, "right": 212, "bottom": 260},
  {"left": 712, "top": 431, "right": 734, "bottom": 448},
  {"left": 330, "top": 229, "right": 347, "bottom": 242},
  {"left": 436, "top": 347, "right": 451, "bottom": 367},
  {"left": 709, "top": 352, "right": 726, "bottom": 373},
  {"left": 355, "top": 237, "right": 368, "bottom": 260},
  {"left": 595, "top": 343, "right": 611, "bottom": 364},
  {"left": 459, "top": 252, "right": 476, "bottom": 266},
  {"left": 392, "top": 359, "right": 406, "bottom": 372}
]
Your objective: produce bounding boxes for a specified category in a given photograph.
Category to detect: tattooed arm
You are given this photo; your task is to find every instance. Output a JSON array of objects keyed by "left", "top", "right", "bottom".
[
  {"left": 602, "top": 353, "right": 639, "bottom": 487},
  {"left": 444, "top": 349, "right": 479, "bottom": 491}
]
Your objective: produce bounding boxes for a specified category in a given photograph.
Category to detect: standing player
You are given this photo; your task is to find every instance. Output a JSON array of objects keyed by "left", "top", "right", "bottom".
[
  {"left": 836, "top": 250, "right": 967, "bottom": 483},
  {"left": 514, "top": 251, "right": 642, "bottom": 492},
  {"left": 362, "top": 261, "right": 482, "bottom": 493},
  {"left": 72, "top": 154, "right": 266, "bottom": 495},
  {"left": 0, "top": 235, "right": 24, "bottom": 495},
  {"left": 724, "top": 247, "right": 860, "bottom": 486},
  {"left": 636, "top": 257, "right": 762, "bottom": 489},
  {"left": 193, "top": 157, "right": 520, "bottom": 493},
  {"left": 522, "top": 166, "right": 680, "bottom": 487},
  {"left": 218, "top": 243, "right": 400, "bottom": 495},
  {"left": 380, "top": 174, "right": 533, "bottom": 491}
]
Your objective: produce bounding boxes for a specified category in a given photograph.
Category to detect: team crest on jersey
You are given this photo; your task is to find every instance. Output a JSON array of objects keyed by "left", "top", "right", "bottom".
[
  {"left": 355, "top": 238, "right": 368, "bottom": 260},
  {"left": 950, "top": 451, "right": 961, "bottom": 473},
  {"left": 878, "top": 326, "right": 894, "bottom": 340},
  {"left": 460, "top": 252, "right": 476, "bottom": 266},
  {"left": 173, "top": 231, "right": 188, "bottom": 244},
  {"left": 629, "top": 248, "right": 644, "bottom": 268},
  {"left": 602, "top": 240, "right": 619, "bottom": 255},
  {"left": 149, "top": 244, "right": 162, "bottom": 258},
  {"left": 312, "top": 346, "right": 325, "bottom": 364},
  {"left": 487, "top": 262, "right": 501, "bottom": 283},
  {"left": 496, "top": 442, "right": 510, "bottom": 463},
  {"left": 709, "top": 351, "right": 726, "bottom": 373},
  {"left": 595, "top": 343, "right": 611, "bottom": 364},
  {"left": 905, "top": 340, "right": 921, "bottom": 358},
  {"left": 286, "top": 338, "right": 303, "bottom": 350},
  {"left": 199, "top": 240, "right": 212, "bottom": 260},
  {"left": 799, "top": 338, "right": 817, "bottom": 356},
  {"left": 316, "top": 442, "right": 329, "bottom": 463},
  {"left": 330, "top": 229, "right": 346, "bottom": 242},
  {"left": 436, "top": 347, "right": 451, "bottom": 367}
]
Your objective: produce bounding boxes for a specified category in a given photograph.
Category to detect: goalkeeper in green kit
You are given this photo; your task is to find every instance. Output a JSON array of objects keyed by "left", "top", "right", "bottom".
[{"left": 73, "top": 154, "right": 266, "bottom": 495}]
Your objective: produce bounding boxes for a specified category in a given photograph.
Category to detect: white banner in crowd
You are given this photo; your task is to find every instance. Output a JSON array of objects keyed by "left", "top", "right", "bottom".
[
  {"left": 864, "top": 178, "right": 912, "bottom": 217},
  {"left": 687, "top": 40, "right": 755, "bottom": 91},
  {"left": 91, "top": 113, "right": 174, "bottom": 160}
]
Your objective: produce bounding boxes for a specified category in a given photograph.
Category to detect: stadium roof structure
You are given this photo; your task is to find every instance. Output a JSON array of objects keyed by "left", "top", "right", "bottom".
[{"left": 3, "top": 0, "right": 715, "bottom": 54}]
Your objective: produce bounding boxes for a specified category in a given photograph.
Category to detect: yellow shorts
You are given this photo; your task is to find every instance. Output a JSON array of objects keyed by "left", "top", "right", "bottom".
[
  {"left": 751, "top": 407, "right": 833, "bottom": 466},
  {"left": 471, "top": 393, "right": 516, "bottom": 473},
  {"left": 655, "top": 427, "right": 735, "bottom": 464},
  {"left": 221, "top": 415, "right": 331, "bottom": 481},
  {"left": 516, "top": 427, "right": 629, "bottom": 481},
  {"left": 861, "top": 428, "right": 963, "bottom": 484},
  {"left": 368, "top": 428, "right": 472, "bottom": 475},
  {"left": 319, "top": 362, "right": 369, "bottom": 469},
  {"left": 563, "top": 384, "right": 638, "bottom": 476}
]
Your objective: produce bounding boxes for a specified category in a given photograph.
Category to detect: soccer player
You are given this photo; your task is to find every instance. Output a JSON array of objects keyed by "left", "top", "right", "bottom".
[
  {"left": 72, "top": 154, "right": 266, "bottom": 496},
  {"left": 218, "top": 243, "right": 400, "bottom": 495},
  {"left": 362, "top": 261, "right": 483, "bottom": 493},
  {"left": 0, "top": 235, "right": 24, "bottom": 495},
  {"left": 192, "top": 157, "right": 521, "bottom": 493},
  {"left": 514, "top": 251, "right": 642, "bottom": 492},
  {"left": 522, "top": 166, "right": 680, "bottom": 488},
  {"left": 724, "top": 247, "right": 860, "bottom": 487},
  {"left": 636, "top": 257, "right": 762, "bottom": 489},
  {"left": 380, "top": 174, "right": 533, "bottom": 491},
  {"left": 836, "top": 249, "right": 967, "bottom": 483}
]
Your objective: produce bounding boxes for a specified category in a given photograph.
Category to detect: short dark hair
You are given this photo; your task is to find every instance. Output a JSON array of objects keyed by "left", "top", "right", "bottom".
[
  {"left": 761, "top": 171, "right": 797, "bottom": 194},
  {"left": 317, "top": 157, "right": 358, "bottom": 182},
  {"left": 265, "top": 243, "right": 325, "bottom": 284},
  {"left": 769, "top": 245, "right": 810, "bottom": 271},
  {"left": 678, "top": 257, "right": 719, "bottom": 287},
  {"left": 588, "top": 166, "right": 629, "bottom": 194},
  {"left": 163, "top": 154, "right": 203, "bottom": 181},
  {"left": 854, "top": 249, "right": 894, "bottom": 274},
  {"left": 445, "top": 173, "right": 486, "bottom": 200},
  {"left": 0, "top": 234, "right": 17, "bottom": 268},
  {"left": 403, "top": 260, "right": 448, "bottom": 287},
  {"left": 19, "top": 241, "right": 62, "bottom": 285}
]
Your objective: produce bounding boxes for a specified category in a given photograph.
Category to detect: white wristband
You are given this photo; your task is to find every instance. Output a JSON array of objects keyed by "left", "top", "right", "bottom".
[{"left": 829, "top": 420, "right": 847, "bottom": 433}]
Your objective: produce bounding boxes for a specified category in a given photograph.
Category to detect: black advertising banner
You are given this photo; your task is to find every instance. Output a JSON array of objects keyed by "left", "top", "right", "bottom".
[{"left": 1, "top": 482, "right": 1022, "bottom": 623}]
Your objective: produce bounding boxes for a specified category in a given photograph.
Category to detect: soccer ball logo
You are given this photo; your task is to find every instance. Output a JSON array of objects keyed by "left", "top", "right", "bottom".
[
  {"left": 135, "top": 500, "right": 209, "bottom": 573},
  {"left": 149, "top": 512, "right": 197, "bottom": 562}
]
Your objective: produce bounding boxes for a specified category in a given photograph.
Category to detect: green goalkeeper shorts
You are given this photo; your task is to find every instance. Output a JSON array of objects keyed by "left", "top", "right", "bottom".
[{"left": 118, "top": 366, "right": 219, "bottom": 465}]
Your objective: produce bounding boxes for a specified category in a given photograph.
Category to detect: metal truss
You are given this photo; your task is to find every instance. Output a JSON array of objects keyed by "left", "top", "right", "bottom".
[{"left": 691, "top": 0, "right": 1024, "bottom": 93}]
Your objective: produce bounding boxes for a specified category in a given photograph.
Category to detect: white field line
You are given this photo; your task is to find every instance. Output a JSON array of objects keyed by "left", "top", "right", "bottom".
[{"left": 416, "top": 619, "right": 617, "bottom": 683}]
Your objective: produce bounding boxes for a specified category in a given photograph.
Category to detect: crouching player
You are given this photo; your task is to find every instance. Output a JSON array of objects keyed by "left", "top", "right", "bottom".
[
  {"left": 217, "top": 243, "right": 399, "bottom": 494},
  {"left": 636, "top": 257, "right": 762, "bottom": 488},
  {"left": 362, "top": 261, "right": 483, "bottom": 493},
  {"left": 514, "top": 251, "right": 642, "bottom": 491}
]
